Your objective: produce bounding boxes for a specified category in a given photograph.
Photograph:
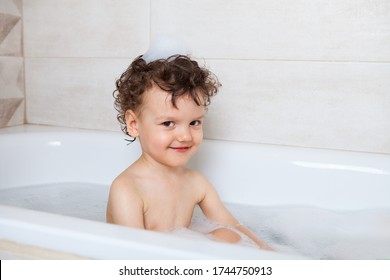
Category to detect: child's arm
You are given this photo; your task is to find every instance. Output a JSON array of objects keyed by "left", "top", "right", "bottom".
[
  {"left": 106, "top": 177, "right": 145, "bottom": 229},
  {"left": 198, "top": 175, "right": 271, "bottom": 250}
]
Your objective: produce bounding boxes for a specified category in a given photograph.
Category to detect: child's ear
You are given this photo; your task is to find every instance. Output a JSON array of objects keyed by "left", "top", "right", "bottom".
[{"left": 125, "top": 110, "right": 140, "bottom": 138}]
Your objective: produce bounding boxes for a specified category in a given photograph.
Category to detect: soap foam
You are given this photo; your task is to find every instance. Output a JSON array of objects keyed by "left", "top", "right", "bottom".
[
  {"left": 222, "top": 203, "right": 390, "bottom": 259},
  {"left": 142, "top": 35, "right": 191, "bottom": 63}
]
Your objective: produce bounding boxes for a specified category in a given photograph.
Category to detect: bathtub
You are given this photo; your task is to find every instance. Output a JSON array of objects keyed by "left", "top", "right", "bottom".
[{"left": 0, "top": 125, "right": 389, "bottom": 259}]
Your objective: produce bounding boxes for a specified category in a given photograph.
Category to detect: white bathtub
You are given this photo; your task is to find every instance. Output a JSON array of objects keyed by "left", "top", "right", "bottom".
[{"left": 0, "top": 125, "right": 389, "bottom": 259}]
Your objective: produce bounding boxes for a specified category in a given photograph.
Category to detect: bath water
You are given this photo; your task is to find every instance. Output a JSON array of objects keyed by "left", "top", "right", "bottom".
[
  {"left": 0, "top": 182, "right": 109, "bottom": 222},
  {"left": 0, "top": 182, "right": 389, "bottom": 259}
]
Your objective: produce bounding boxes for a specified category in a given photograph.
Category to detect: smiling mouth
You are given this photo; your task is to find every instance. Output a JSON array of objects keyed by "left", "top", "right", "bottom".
[{"left": 169, "top": 146, "right": 191, "bottom": 152}]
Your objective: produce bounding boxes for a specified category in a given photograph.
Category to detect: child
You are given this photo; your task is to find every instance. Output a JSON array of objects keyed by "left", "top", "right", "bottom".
[{"left": 106, "top": 54, "right": 270, "bottom": 250}]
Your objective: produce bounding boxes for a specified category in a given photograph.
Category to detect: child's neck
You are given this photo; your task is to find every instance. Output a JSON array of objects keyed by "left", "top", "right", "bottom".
[{"left": 137, "top": 154, "right": 187, "bottom": 175}]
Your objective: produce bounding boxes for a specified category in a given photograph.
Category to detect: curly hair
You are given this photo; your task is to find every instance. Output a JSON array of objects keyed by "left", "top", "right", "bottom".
[{"left": 113, "top": 55, "right": 221, "bottom": 135}]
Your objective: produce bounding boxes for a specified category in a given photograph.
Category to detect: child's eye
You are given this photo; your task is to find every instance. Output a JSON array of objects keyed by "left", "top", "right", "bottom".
[
  {"left": 162, "top": 121, "right": 175, "bottom": 127},
  {"left": 190, "top": 120, "right": 202, "bottom": 126}
]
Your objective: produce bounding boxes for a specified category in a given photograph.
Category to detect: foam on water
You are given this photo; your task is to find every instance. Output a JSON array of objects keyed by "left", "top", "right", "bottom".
[
  {"left": 0, "top": 183, "right": 109, "bottom": 222},
  {"left": 223, "top": 204, "right": 390, "bottom": 259},
  {"left": 0, "top": 182, "right": 389, "bottom": 259}
]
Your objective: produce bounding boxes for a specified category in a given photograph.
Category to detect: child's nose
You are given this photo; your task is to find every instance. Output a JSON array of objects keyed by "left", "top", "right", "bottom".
[{"left": 177, "top": 126, "right": 193, "bottom": 142}]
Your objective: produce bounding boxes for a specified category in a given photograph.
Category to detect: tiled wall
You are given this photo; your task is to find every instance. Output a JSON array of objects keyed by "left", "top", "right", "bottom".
[
  {"left": 24, "top": 0, "right": 149, "bottom": 131},
  {"left": 23, "top": 0, "right": 390, "bottom": 154},
  {"left": 0, "top": 0, "right": 24, "bottom": 127}
]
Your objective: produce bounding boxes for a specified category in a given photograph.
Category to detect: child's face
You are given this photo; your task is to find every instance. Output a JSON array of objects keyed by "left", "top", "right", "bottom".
[{"left": 132, "top": 85, "right": 205, "bottom": 168}]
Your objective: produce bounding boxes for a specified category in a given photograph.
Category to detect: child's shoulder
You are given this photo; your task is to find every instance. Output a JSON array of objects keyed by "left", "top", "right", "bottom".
[
  {"left": 185, "top": 168, "right": 214, "bottom": 190},
  {"left": 186, "top": 167, "right": 207, "bottom": 180},
  {"left": 110, "top": 168, "right": 141, "bottom": 195},
  {"left": 108, "top": 171, "right": 145, "bottom": 211}
]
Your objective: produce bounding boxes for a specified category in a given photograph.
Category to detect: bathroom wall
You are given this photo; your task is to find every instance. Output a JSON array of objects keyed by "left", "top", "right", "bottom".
[
  {"left": 22, "top": 0, "right": 390, "bottom": 154},
  {"left": 0, "top": 0, "right": 24, "bottom": 128}
]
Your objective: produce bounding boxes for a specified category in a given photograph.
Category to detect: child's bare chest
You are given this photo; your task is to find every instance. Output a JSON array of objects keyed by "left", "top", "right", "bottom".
[{"left": 141, "top": 183, "right": 201, "bottom": 231}]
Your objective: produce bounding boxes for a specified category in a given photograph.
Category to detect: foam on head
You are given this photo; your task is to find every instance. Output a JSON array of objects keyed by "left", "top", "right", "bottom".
[{"left": 143, "top": 35, "right": 191, "bottom": 63}]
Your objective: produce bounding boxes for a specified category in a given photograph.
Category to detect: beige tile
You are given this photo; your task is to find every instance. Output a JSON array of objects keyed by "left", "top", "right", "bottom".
[
  {"left": 0, "top": 13, "right": 20, "bottom": 42},
  {"left": 25, "top": 58, "right": 133, "bottom": 131},
  {"left": 0, "top": 56, "right": 24, "bottom": 98},
  {"left": 0, "top": 98, "right": 23, "bottom": 127},
  {"left": 3, "top": 98, "right": 24, "bottom": 126},
  {"left": 203, "top": 60, "right": 390, "bottom": 153},
  {"left": 0, "top": 56, "right": 24, "bottom": 127},
  {"left": 152, "top": 0, "right": 390, "bottom": 61},
  {"left": 24, "top": 56, "right": 390, "bottom": 153},
  {"left": 0, "top": 19, "right": 22, "bottom": 56},
  {"left": 0, "top": 0, "right": 22, "bottom": 56},
  {"left": 12, "top": 0, "right": 22, "bottom": 15},
  {"left": 24, "top": 0, "right": 150, "bottom": 57},
  {"left": 0, "top": 0, "right": 21, "bottom": 16},
  {"left": 0, "top": 0, "right": 22, "bottom": 57}
]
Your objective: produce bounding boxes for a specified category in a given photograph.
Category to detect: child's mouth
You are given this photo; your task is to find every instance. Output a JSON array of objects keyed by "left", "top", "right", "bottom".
[{"left": 170, "top": 146, "right": 191, "bottom": 153}]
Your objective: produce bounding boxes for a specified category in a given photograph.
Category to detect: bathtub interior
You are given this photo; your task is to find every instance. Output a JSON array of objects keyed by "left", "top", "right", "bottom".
[{"left": 0, "top": 125, "right": 389, "bottom": 259}]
